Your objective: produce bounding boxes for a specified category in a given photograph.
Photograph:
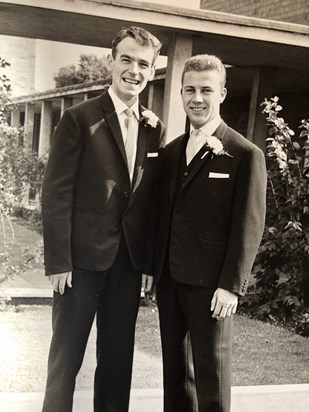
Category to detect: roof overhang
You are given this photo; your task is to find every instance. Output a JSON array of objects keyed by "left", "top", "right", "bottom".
[{"left": 0, "top": 0, "right": 308, "bottom": 70}]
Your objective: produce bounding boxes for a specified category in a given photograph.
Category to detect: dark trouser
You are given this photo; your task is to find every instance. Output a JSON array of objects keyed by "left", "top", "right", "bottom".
[
  {"left": 157, "top": 273, "right": 233, "bottom": 412},
  {"left": 42, "top": 239, "right": 142, "bottom": 412}
]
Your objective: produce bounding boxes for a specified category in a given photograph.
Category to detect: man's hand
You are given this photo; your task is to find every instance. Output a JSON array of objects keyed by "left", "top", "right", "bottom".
[
  {"left": 141, "top": 274, "right": 157, "bottom": 305},
  {"left": 211, "top": 288, "right": 238, "bottom": 320},
  {"left": 141, "top": 274, "right": 154, "bottom": 295},
  {"left": 48, "top": 272, "right": 72, "bottom": 295}
]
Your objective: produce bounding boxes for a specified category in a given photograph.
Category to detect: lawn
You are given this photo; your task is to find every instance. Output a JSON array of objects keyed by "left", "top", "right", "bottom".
[
  {"left": 0, "top": 303, "right": 308, "bottom": 393},
  {"left": 0, "top": 218, "right": 308, "bottom": 392}
]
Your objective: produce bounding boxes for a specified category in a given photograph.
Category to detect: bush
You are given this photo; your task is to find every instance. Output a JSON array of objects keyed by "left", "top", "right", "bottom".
[
  {"left": 0, "top": 57, "right": 11, "bottom": 123},
  {"left": 0, "top": 123, "right": 45, "bottom": 214},
  {"left": 0, "top": 58, "right": 45, "bottom": 287},
  {"left": 0, "top": 123, "right": 45, "bottom": 285},
  {"left": 240, "top": 97, "right": 309, "bottom": 337}
]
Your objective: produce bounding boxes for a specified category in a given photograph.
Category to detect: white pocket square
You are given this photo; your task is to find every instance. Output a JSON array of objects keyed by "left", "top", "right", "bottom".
[
  {"left": 209, "top": 172, "right": 230, "bottom": 179},
  {"left": 147, "top": 152, "right": 159, "bottom": 157}
]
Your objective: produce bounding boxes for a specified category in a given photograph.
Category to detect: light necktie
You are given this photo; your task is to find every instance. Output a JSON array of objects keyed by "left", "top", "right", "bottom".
[
  {"left": 124, "top": 108, "right": 135, "bottom": 181},
  {"left": 186, "top": 128, "right": 204, "bottom": 165}
]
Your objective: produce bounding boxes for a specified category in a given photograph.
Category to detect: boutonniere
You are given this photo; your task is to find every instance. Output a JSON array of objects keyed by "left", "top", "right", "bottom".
[
  {"left": 205, "top": 135, "right": 232, "bottom": 158},
  {"left": 140, "top": 110, "right": 159, "bottom": 128}
]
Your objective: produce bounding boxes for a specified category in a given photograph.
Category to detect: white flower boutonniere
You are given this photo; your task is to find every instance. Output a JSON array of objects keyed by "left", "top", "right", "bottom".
[
  {"left": 141, "top": 110, "right": 159, "bottom": 128},
  {"left": 205, "top": 135, "right": 232, "bottom": 157}
]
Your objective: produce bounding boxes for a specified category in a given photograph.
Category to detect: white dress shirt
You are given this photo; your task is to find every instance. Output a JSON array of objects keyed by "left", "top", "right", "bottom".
[
  {"left": 108, "top": 87, "right": 139, "bottom": 178},
  {"left": 186, "top": 116, "right": 222, "bottom": 165}
]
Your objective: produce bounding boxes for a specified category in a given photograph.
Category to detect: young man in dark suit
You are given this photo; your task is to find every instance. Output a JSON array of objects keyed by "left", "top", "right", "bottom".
[
  {"left": 41, "top": 26, "right": 165, "bottom": 412},
  {"left": 155, "top": 54, "right": 267, "bottom": 412}
]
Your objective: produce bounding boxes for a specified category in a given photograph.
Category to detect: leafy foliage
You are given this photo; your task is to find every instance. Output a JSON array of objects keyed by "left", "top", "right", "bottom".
[
  {"left": 0, "top": 123, "right": 45, "bottom": 215},
  {"left": 241, "top": 97, "right": 309, "bottom": 336},
  {"left": 54, "top": 54, "right": 111, "bottom": 87},
  {"left": 0, "top": 59, "right": 45, "bottom": 288},
  {"left": 0, "top": 57, "right": 12, "bottom": 123}
]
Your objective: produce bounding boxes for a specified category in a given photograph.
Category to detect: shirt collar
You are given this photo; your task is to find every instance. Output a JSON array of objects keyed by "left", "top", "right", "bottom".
[
  {"left": 190, "top": 116, "right": 222, "bottom": 137},
  {"left": 108, "top": 87, "right": 140, "bottom": 120}
]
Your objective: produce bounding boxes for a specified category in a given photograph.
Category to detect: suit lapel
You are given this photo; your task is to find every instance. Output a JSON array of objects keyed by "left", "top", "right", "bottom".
[
  {"left": 132, "top": 116, "right": 149, "bottom": 192},
  {"left": 169, "top": 132, "right": 189, "bottom": 206},
  {"left": 180, "top": 120, "right": 229, "bottom": 191},
  {"left": 215, "top": 120, "right": 228, "bottom": 146},
  {"left": 182, "top": 149, "right": 211, "bottom": 190},
  {"left": 100, "top": 92, "right": 127, "bottom": 166}
]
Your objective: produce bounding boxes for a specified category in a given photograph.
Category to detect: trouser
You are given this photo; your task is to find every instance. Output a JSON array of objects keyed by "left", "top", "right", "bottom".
[
  {"left": 157, "top": 273, "right": 233, "bottom": 412},
  {"left": 42, "top": 238, "right": 142, "bottom": 412}
]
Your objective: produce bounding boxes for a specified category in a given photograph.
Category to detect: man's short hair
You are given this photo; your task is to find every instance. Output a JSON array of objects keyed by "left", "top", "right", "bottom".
[
  {"left": 111, "top": 26, "right": 162, "bottom": 64},
  {"left": 181, "top": 54, "right": 226, "bottom": 87}
]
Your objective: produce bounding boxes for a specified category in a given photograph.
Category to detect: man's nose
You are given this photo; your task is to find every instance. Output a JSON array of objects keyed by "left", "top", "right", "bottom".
[
  {"left": 193, "top": 91, "right": 203, "bottom": 103},
  {"left": 129, "top": 61, "right": 139, "bottom": 75}
]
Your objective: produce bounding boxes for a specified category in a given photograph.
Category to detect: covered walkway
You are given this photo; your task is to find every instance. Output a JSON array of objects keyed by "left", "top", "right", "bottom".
[{"left": 1, "top": 0, "right": 309, "bottom": 146}]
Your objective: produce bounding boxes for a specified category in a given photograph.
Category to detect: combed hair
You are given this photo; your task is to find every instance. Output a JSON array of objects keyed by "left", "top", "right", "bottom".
[
  {"left": 111, "top": 26, "right": 162, "bottom": 64},
  {"left": 181, "top": 54, "right": 226, "bottom": 87}
]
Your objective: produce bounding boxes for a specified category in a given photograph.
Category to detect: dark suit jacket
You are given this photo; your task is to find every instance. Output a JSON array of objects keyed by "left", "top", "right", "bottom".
[
  {"left": 42, "top": 92, "right": 165, "bottom": 275},
  {"left": 155, "top": 121, "right": 267, "bottom": 296}
]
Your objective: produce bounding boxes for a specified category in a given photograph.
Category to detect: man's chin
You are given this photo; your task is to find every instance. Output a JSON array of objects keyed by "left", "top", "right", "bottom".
[{"left": 188, "top": 118, "right": 207, "bottom": 128}]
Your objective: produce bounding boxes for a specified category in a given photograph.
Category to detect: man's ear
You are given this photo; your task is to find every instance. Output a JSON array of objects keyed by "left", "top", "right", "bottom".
[
  {"left": 148, "top": 65, "right": 155, "bottom": 81},
  {"left": 106, "top": 53, "right": 114, "bottom": 72},
  {"left": 220, "top": 87, "right": 227, "bottom": 103}
]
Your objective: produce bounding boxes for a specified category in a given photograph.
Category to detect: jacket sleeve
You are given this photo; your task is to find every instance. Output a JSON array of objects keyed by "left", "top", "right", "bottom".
[
  {"left": 143, "top": 120, "right": 166, "bottom": 275},
  {"left": 41, "top": 110, "right": 83, "bottom": 275},
  {"left": 217, "top": 146, "right": 267, "bottom": 295}
]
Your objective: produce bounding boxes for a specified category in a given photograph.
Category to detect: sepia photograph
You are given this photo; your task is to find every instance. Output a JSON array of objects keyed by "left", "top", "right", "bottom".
[{"left": 0, "top": 1, "right": 308, "bottom": 411}]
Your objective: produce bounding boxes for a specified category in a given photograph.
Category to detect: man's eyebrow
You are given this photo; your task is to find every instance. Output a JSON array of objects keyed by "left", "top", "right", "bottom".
[
  {"left": 119, "top": 53, "right": 131, "bottom": 59},
  {"left": 119, "top": 54, "right": 151, "bottom": 64}
]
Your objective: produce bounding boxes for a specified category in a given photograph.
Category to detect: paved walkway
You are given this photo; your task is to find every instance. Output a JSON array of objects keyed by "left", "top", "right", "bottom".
[
  {"left": 2, "top": 247, "right": 309, "bottom": 412},
  {"left": 1, "top": 385, "right": 309, "bottom": 412}
]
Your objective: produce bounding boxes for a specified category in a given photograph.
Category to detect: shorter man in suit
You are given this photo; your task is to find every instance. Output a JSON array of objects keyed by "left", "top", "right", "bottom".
[
  {"left": 155, "top": 54, "right": 267, "bottom": 411},
  {"left": 41, "top": 26, "right": 164, "bottom": 412}
]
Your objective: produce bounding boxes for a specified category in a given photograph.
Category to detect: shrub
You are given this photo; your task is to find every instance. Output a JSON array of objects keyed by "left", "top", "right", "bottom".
[
  {"left": 0, "top": 122, "right": 45, "bottom": 287},
  {"left": 0, "top": 58, "right": 45, "bottom": 287},
  {"left": 0, "top": 123, "right": 45, "bottom": 215},
  {"left": 0, "top": 57, "right": 11, "bottom": 123},
  {"left": 241, "top": 97, "right": 309, "bottom": 337}
]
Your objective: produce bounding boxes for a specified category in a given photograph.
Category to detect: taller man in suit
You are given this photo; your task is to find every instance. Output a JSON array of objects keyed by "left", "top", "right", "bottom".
[
  {"left": 41, "top": 26, "right": 164, "bottom": 412},
  {"left": 155, "top": 54, "right": 267, "bottom": 412}
]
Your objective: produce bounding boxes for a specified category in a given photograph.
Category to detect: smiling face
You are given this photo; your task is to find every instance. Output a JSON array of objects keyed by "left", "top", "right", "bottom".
[
  {"left": 108, "top": 36, "right": 155, "bottom": 106},
  {"left": 181, "top": 69, "right": 227, "bottom": 129}
]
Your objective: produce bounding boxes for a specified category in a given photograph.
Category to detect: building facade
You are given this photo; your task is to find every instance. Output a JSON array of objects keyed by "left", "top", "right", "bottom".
[
  {"left": 200, "top": 0, "right": 308, "bottom": 25},
  {"left": 2, "top": 0, "right": 309, "bottom": 157}
]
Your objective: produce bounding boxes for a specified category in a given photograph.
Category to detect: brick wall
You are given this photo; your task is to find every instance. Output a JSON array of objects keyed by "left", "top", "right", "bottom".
[{"left": 200, "top": 0, "right": 308, "bottom": 25}]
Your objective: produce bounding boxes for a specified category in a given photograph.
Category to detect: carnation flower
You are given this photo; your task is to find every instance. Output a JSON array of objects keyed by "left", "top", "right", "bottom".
[
  {"left": 205, "top": 135, "right": 232, "bottom": 157},
  {"left": 141, "top": 110, "right": 159, "bottom": 128}
]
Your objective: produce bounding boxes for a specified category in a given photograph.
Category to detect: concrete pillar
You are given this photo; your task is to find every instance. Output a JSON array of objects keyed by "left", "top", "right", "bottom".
[
  {"left": 38, "top": 100, "right": 52, "bottom": 156},
  {"left": 247, "top": 67, "right": 274, "bottom": 151},
  {"left": 24, "top": 102, "right": 35, "bottom": 147},
  {"left": 60, "top": 96, "right": 73, "bottom": 116},
  {"left": 147, "top": 83, "right": 155, "bottom": 111},
  {"left": 163, "top": 33, "right": 193, "bottom": 142},
  {"left": 151, "top": 83, "right": 165, "bottom": 121},
  {"left": 10, "top": 106, "right": 20, "bottom": 128}
]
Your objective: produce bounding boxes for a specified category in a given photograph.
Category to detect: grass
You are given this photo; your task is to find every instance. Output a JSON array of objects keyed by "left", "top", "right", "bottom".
[
  {"left": 0, "top": 218, "right": 308, "bottom": 392},
  {"left": 0, "top": 304, "right": 308, "bottom": 393}
]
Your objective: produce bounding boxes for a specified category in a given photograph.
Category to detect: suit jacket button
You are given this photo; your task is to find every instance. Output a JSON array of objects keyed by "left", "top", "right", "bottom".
[{"left": 124, "top": 191, "right": 129, "bottom": 198}]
